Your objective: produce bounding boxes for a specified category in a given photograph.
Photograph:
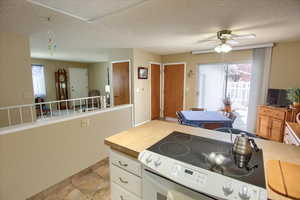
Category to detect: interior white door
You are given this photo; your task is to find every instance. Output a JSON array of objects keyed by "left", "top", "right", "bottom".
[{"left": 69, "top": 68, "right": 89, "bottom": 99}]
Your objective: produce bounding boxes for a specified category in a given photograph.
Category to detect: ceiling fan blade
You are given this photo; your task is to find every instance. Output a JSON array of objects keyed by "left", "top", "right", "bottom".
[
  {"left": 227, "top": 39, "right": 239, "bottom": 45},
  {"left": 196, "top": 39, "right": 218, "bottom": 44},
  {"left": 231, "top": 33, "right": 256, "bottom": 40}
]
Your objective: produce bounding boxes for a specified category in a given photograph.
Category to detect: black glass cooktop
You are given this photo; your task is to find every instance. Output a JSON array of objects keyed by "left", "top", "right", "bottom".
[{"left": 147, "top": 131, "right": 266, "bottom": 188}]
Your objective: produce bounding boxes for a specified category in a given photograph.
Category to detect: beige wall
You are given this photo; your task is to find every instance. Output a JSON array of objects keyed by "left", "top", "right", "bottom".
[
  {"left": 0, "top": 32, "right": 34, "bottom": 126},
  {"left": 133, "top": 49, "right": 162, "bottom": 125},
  {"left": 0, "top": 106, "right": 133, "bottom": 200},
  {"left": 269, "top": 41, "right": 300, "bottom": 89},
  {"left": 162, "top": 50, "right": 253, "bottom": 109},
  {"left": 88, "top": 62, "right": 108, "bottom": 95},
  {"left": 105, "top": 48, "right": 133, "bottom": 62},
  {"left": 31, "top": 59, "right": 89, "bottom": 101}
]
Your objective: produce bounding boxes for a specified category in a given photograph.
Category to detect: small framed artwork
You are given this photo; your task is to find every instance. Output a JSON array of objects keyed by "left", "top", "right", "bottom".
[{"left": 138, "top": 67, "right": 148, "bottom": 79}]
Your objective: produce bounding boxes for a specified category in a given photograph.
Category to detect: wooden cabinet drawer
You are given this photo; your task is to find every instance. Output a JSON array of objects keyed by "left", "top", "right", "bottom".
[
  {"left": 259, "top": 108, "right": 285, "bottom": 120},
  {"left": 272, "top": 110, "right": 286, "bottom": 120},
  {"left": 111, "top": 182, "right": 141, "bottom": 200},
  {"left": 110, "top": 164, "right": 142, "bottom": 197},
  {"left": 110, "top": 149, "right": 141, "bottom": 177}
]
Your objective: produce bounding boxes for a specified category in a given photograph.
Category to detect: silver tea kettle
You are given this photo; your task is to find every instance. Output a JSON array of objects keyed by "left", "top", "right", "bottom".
[{"left": 232, "top": 133, "right": 259, "bottom": 168}]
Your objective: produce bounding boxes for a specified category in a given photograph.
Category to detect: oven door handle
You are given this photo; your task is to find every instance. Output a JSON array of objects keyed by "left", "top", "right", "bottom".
[{"left": 144, "top": 169, "right": 218, "bottom": 200}]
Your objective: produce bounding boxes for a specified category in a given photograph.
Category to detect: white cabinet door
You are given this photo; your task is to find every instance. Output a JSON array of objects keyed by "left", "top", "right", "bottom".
[
  {"left": 111, "top": 182, "right": 141, "bottom": 200},
  {"left": 110, "top": 164, "right": 142, "bottom": 197}
]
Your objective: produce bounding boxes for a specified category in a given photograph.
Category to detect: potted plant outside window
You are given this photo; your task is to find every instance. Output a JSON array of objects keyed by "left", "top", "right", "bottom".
[{"left": 287, "top": 88, "right": 300, "bottom": 108}]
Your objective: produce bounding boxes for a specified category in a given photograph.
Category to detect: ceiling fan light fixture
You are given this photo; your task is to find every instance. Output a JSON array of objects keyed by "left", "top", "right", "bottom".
[{"left": 215, "top": 43, "right": 232, "bottom": 53}]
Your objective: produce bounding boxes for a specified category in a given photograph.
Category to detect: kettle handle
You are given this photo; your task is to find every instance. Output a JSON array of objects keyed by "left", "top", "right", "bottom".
[{"left": 249, "top": 138, "right": 259, "bottom": 152}]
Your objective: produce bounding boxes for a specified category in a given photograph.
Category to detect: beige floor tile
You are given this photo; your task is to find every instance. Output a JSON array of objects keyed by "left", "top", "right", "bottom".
[
  {"left": 63, "top": 189, "right": 93, "bottom": 200},
  {"left": 72, "top": 172, "right": 109, "bottom": 195},
  {"left": 93, "top": 164, "right": 110, "bottom": 181},
  {"left": 28, "top": 160, "right": 110, "bottom": 200},
  {"left": 93, "top": 186, "right": 110, "bottom": 200}
]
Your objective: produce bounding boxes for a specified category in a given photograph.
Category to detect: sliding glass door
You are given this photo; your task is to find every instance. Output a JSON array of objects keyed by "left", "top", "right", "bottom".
[
  {"left": 198, "top": 64, "right": 226, "bottom": 111},
  {"left": 197, "top": 63, "right": 252, "bottom": 130}
]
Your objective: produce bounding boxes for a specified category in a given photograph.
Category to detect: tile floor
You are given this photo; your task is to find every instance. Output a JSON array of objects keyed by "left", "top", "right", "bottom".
[{"left": 28, "top": 158, "right": 110, "bottom": 200}]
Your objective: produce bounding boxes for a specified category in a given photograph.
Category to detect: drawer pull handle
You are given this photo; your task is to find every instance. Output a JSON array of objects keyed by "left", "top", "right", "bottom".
[
  {"left": 119, "top": 177, "right": 128, "bottom": 184},
  {"left": 118, "top": 161, "right": 128, "bottom": 167},
  {"left": 120, "top": 195, "right": 125, "bottom": 200}
]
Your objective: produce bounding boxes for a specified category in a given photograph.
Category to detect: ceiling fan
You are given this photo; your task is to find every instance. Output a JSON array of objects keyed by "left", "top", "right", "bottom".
[{"left": 197, "top": 30, "right": 256, "bottom": 53}]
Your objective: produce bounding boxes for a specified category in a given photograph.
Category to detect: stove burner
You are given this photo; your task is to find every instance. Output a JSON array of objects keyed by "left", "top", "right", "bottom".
[
  {"left": 203, "top": 152, "right": 255, "bottom": 178},
  {"left": 159, "top": 142, "right": 191, "bottom": 157},
  {"left": 175, "top": 134, "right": 192, "bottom": 142},
  {"left": 222, "top": 164, "right": 255, "bottom": 178}
]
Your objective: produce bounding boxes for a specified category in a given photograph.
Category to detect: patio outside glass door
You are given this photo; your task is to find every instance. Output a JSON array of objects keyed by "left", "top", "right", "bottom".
[{"left": 197, "top": 63, "right": 252, "bottom": 130}]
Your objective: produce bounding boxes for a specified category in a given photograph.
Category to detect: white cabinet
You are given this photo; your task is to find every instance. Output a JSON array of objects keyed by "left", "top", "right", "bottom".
[
  {"left": 111, "top": 182, "right": 141, "bottom": 200},
  {"left": 110, "top": 149, "right": 142, "bottom": 176},
  {"left": 110, "top": 149, "right": 142, "bottom": 200}
]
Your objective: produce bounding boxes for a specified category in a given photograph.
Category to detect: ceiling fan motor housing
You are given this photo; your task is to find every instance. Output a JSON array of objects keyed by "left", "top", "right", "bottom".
[{"left": 217, "top": 30, "right": 232, "bottom": 41}]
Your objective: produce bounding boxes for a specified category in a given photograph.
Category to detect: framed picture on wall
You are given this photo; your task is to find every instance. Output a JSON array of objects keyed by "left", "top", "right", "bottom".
[{"left": 138, "top": 67, "right": 148, "bottom": 79}]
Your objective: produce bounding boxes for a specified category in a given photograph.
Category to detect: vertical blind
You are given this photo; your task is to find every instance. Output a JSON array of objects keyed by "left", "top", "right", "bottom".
[{"left": 32, "top": 65, "right": 46, "bottom": 97}]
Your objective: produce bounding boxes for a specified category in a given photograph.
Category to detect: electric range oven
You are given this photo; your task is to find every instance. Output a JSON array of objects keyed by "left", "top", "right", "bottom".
[{"left": 139, "top": 131, "right": 267, "bottom": 200}]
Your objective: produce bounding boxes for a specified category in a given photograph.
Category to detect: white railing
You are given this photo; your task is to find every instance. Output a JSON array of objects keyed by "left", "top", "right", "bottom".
[
  {"left": 0, "top": 96, "right": 107, "bottom": 128},
  {"left": 227, "top": 81, "right": 250, "bottom": 108}
]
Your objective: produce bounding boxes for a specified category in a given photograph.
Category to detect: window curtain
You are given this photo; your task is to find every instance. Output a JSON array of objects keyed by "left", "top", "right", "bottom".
[
  {"left": 32, "top": 65, "right": 46, "bottom": 97},
  {"left": 197, "top": 64, "right": 226, "bottom": 111},
  {"left": 247, "top": 47, "right": 273, "bottom": 132}
]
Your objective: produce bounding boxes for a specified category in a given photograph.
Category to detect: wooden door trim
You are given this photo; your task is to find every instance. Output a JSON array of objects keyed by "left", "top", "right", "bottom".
[
  {"left": 149, "top": 62, "right": 162, "bottom": 119},
  {"left": 110, "top": 60, "right": 132, "bottom": 107},
  {"left": 162, "top": 62, "right": 187, "bottom": 118}
]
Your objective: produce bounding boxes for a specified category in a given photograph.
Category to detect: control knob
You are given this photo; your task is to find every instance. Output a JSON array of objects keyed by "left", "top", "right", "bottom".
[
  {"left": 239, "top": 185, "right": 251, "bottom": 200},
  {"left": 154, "top": 158, "right": 162, "bottom": 167},
  {"left": 222, "top": 183, "right": 233, "bottom": 196},
  {"left": 146, "top": 155, "right": 152, "bottom": 164}
]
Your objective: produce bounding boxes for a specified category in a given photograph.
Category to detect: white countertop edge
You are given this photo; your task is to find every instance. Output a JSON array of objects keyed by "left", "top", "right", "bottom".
[{"left": 0, "top": 104, "right": 133, "bottom": 136}]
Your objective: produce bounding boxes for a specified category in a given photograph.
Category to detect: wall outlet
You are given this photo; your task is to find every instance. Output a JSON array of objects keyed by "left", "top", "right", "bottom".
[{"left": 81, "top": 119, "right": 90, "bottom": 128}]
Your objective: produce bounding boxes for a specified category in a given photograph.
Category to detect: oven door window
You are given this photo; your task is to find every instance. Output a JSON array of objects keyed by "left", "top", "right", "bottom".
[{"left": 143, "top": 169, "right": 217, "bottom": 200}]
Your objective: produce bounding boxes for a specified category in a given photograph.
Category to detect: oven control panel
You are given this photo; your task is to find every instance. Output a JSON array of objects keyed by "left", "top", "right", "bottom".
[
  {"left": 171, "top": 164, "right": 207, "bottom": 186},
  {"left": 139, "top": 150, "right": 268, "bottom": 200}
]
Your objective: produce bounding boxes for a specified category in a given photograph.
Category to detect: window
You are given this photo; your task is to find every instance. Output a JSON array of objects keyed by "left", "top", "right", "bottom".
[
  {"left": 32, "top": 65, "right": 46, "bottom": 97},
  {"left": 197, "top": 63, "right": 252, "bottom": 130}
]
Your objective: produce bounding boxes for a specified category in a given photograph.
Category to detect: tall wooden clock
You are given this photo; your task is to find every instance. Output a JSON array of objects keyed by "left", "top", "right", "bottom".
[{"left": 55, "top": 69, "right": 69, "bottom": 109}]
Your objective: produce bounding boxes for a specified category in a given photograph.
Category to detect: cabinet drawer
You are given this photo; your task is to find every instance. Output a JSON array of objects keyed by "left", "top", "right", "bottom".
[
  {"left": 110, "top": 164, "right": 142, "bottom": 197},
  {"left": 110, "top": 149, "right": 141, "bottom": 177},
  {"left": 272, "top": 110, "right": 286, "bottom": 120},
  {"left": 111, "top": 182, "right": 141, "bottom": 200},
  {"left": 259, "top": 108, "right": 285, "bottom": 120}
]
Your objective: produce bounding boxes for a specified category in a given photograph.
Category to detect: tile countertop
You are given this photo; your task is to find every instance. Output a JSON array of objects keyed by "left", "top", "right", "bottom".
[{"left": 104, "top": 120, "right": 300, "bottom": 200}]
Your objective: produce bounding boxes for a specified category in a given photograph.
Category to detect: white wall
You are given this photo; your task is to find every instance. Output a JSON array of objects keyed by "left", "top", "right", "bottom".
[
  {"left": 0, "top": 105, "right": 133, "bottom": 200},
  {"left": 133, "top": 49, "right": 162, "bottom": 125},
  {"left": 88, "top": 62, "right": 109, "bottom": 95},
  {"left": 0, "top": 32, "right": 34, "bottom": 127}
]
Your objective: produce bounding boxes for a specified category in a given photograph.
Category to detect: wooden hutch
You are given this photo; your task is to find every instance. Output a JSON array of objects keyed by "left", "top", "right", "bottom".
[{"left": 256, "top": 105, "right": 300, "bottom": 142}]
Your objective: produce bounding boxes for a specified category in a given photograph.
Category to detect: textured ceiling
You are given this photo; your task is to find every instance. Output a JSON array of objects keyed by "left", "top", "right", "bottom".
[{"left": 1, "top": 0, "right": 300, "bottom": 62}]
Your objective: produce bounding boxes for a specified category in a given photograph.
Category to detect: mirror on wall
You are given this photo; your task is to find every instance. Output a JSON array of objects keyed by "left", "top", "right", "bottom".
[{"left": 31, "top": 60, "right": 111, "bottom": 117}]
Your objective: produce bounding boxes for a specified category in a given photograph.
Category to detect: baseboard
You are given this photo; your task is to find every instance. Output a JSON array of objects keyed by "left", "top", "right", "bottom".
[
  {"left": 135, "top": 120, "right": 151, "bottom": 127},
  {"left": 165, "top": 117, "right": 177, "bottom": 122}
]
